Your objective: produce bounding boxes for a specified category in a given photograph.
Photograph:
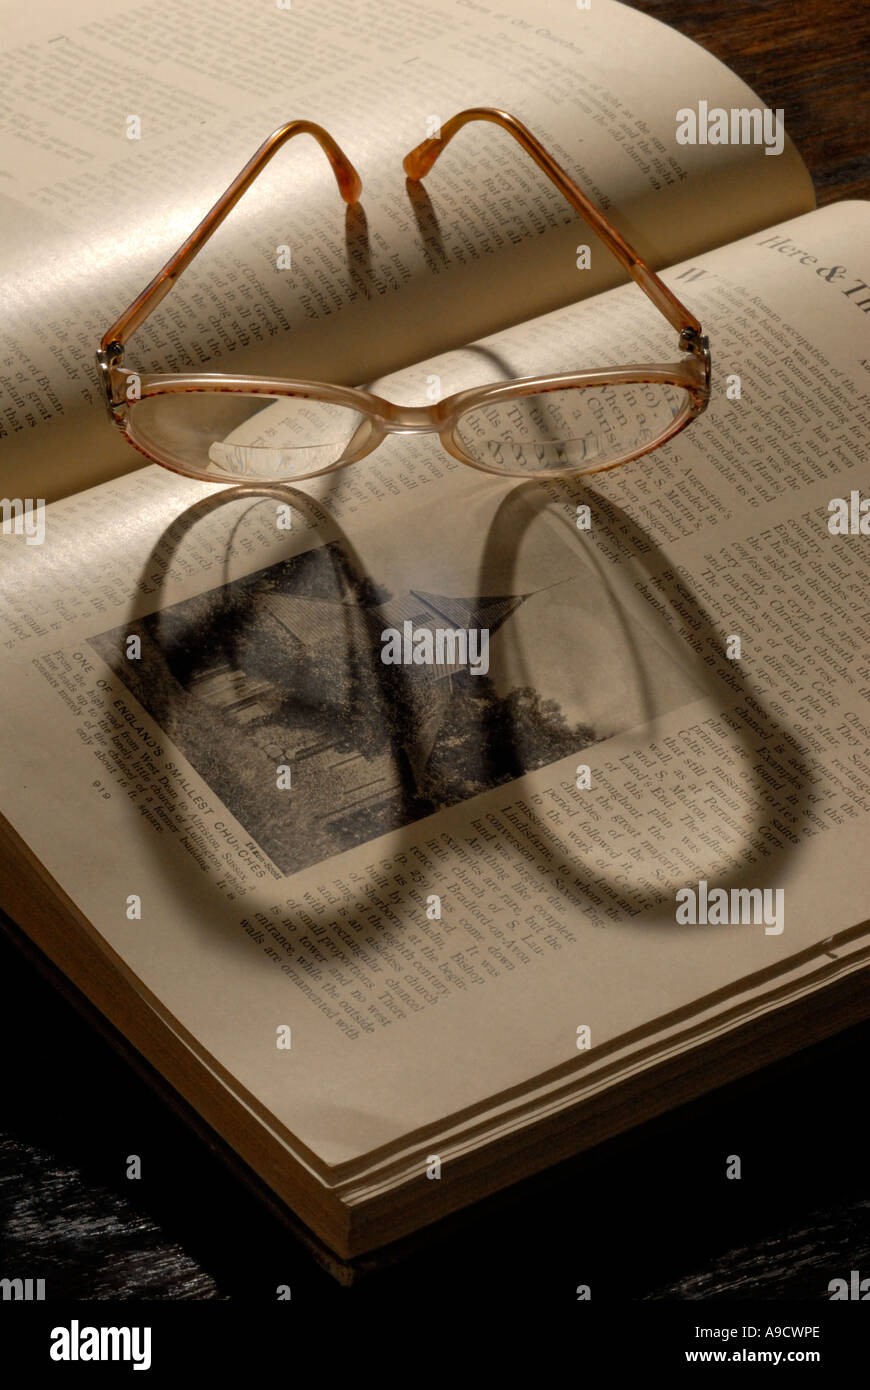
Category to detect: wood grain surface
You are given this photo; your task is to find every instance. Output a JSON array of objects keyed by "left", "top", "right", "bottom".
[
  {"left": 1, "top": 0, "right": 868, "bottom": 1305},
  {"left": 2, "top": 915, "right": 869, "bottom": 1304},
  {"left": 632, "top": 0, "right": 870, "bottom": 204}
]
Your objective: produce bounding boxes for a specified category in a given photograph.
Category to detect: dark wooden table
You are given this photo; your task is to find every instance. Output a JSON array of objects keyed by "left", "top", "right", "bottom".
[
  {"left": 635, "top": 0, "right": 870, "bottom": 204},
  {"left": 2, "top": 0, "right": 868, "bottom": 1309},
  {"left": 2, "top": 916, "right": 869, "bottom": 1305}
]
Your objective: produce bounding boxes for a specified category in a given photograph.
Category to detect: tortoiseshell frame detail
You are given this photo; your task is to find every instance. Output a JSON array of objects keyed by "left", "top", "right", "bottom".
[{"left": 97, "top": 109, "right": 712, "bottom": 483}]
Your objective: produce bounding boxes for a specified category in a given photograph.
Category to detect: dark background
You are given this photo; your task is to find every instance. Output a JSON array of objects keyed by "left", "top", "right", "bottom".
[
  {"left": 637, "top": 0, "right": 870, "bottom": 207},
  {"left": 2, "top": 0, "right": 869, "bottom": 1307}
]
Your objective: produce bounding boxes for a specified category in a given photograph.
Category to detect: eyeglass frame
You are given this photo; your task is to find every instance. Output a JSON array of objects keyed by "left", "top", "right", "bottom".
[{"left": 96, "top": 107, "right": 712, "bottom": 483}]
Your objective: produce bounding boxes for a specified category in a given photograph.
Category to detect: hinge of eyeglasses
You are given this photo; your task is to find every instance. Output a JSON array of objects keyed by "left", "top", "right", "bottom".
[
  {"left": 95, "top": 343, "right": 127, "bottom": 426},
  {"left": 679, "top": 327, "right": 712, "bottom": 400},
  {"left": 679, "top": 326, "right": 705, "bottom": 356}
]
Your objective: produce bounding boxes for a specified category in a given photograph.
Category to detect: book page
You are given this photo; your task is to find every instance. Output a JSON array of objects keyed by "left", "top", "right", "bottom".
[
  {"left": 0, "top": 0, "right": 814, "bottom": 501},
  {"left": 2, "top": 200, "right": 867, "bottom": 1174}
]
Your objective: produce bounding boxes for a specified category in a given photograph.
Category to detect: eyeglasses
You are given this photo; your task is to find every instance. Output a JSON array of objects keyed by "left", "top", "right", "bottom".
[{"left": 97, "top": 108, "right": 711, "bottom": 484}]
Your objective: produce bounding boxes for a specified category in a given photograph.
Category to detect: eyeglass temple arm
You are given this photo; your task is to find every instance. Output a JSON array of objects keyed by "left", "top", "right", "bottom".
[
  {"left": 100, "top": 121, "right": 362, "bottom": 355},
  {"left": 403, "top": 107, "right": 702, "bottom": 340}
]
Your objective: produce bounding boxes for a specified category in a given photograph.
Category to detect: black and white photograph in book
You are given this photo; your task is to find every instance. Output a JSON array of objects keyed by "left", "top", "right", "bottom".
[{"left": 88, "top": 512, "right": 705, "bottom": 876}]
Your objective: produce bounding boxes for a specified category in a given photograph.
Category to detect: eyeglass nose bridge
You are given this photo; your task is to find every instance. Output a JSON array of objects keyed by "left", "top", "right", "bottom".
[{"left": 377, "top": 402, "right": 445, "bottom": 435}]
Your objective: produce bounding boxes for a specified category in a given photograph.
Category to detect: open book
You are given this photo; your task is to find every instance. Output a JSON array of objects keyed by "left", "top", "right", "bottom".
[{"left": 2, "top": 0, "right": 869, "bottom": 1266}]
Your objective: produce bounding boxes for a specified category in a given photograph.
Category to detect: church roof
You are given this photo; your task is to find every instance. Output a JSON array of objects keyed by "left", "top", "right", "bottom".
[
  {"left": 257, "top": 588, "right": 530, "bottom": 680},
  {"left": 258, "top": 593, "right": 370, "bottom": 649},
  {"left": 408, "top": 590, "right": 530, "bottom": 638}
]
